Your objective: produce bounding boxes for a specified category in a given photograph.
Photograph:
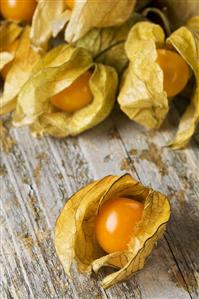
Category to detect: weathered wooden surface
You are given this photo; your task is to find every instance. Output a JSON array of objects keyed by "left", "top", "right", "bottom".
[{"left": 1, "top": 104, "right": 199, "bottom": 299}]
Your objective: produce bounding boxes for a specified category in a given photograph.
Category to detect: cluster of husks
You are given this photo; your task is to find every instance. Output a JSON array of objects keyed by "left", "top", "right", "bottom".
[{"left": 0, "top": 0, "right": 198, "bottom": 148}]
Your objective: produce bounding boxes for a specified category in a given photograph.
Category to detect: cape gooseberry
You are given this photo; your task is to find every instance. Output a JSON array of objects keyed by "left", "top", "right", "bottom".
[{"left": 95, "top": 197, "right": 144, "bottom": 253}]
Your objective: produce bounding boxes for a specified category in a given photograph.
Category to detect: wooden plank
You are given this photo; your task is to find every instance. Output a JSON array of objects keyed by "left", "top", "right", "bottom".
[
  {"left": 1, "top": 121, "right": 141, "bottom": 299},
  {"left": 1, "top": 109, "right": 198, "bottom": 299},
  {"left": 78, "top": 116, "right": 195, "bottom": 299},
  {"left": 1, "top": 124, "right": 104, "bottom": 299},
  {"left": 111, "top": 108, "right": 199, "bottom": 298}
]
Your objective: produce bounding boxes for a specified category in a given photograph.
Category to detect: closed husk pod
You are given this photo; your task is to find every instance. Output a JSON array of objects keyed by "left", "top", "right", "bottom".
[{"left": 55, "top": 174, "right": 170, "bottom": 288}]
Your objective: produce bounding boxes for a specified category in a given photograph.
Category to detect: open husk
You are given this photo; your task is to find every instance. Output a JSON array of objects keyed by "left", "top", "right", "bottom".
[
  {"left": 13, "top": 44, "right": 118, "bottom": 137},
  {"left": 118, "top": 21, "right": 199, "bottom": 148},
  {"left": 55, "top": 174, "right": 170, "bottom": 288}
]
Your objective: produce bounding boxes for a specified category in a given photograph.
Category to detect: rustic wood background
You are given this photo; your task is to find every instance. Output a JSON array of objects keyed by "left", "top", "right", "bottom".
[{"left": 1, "top": 102, "right": 199, "bottom": 299}]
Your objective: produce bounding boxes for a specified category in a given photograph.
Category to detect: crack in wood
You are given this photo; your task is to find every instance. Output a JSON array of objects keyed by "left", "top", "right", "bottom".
[{"left": 164, "top": 235, "right": 193, "bottom": 299}]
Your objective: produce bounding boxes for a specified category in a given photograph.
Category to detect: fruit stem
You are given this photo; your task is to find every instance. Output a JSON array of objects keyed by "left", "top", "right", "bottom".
[{"left": 94, "top": 40, "right": 125, "bottom": 61}]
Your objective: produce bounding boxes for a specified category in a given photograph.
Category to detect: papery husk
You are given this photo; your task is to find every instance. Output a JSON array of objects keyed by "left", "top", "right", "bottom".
[
  {"left": 0, "top": 22, "right": 22, "bottom": 71},
  {"left": 118, "top": 22, "right": 168, "bottom": 129},
  {"left": 167, "top": 26, "right": 199, "bottom": 149},
  {"left": 76, "top": 13, "right": 144, "bottom": 74},
  {"left": 157, "top": 0, "right": 199, "bottom": 30},
  {"left": 52, "top": 10, "right": 71, "bottom": 38},
  {"left": 0, "top": 27, "right": 40, "bottom": 115},
  {"left": 55, "top": 174, "right": 170, "bottom": 288},
  {"left": 13, "top": 44, "right": 118, "bottom": 137},
  {"left": 118, "top": 21, "right": 199, "bottom": 148},
  {"left": 65, "top": 0, "right": 136, "bottom": 43},
  {"left": 30, "top": 0, "right": 136, "bottom": 51},
  {"left": 0, "top": 52, "right": 14, "bottom": 70},
  {"left": 30, "top": 0, "right": 65, "bottom": 52},
  {"left": 0, "top": 22, "right": 22, "bottom": 51}
]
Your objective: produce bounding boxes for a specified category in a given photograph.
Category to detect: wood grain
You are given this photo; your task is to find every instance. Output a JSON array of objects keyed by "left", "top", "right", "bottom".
[{"left": 1, "top": 107, "right": 198, "bottom": 299}]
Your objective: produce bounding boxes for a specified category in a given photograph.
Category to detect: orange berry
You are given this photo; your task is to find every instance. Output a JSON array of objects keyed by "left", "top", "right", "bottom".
[
  {"left": 1, "top": 0, "right": 37, "bottom": 22},
  {"left": 156, "top": 49, "right": 190, "bottom": 97},
  {"left": 51, "top": 71, "right": 93, "bottom": 113},
  {"left": 95, "top": 198, "right": 144, "bottom": 253},
  {"left": 65, "top": 0, "right": 74, "bottom": 10}
]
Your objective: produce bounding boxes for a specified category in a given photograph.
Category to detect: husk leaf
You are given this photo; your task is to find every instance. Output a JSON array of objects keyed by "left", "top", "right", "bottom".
[
  {"left": 118, "top": 22, "right": 168, "bottom": 129},
  {"left": 0, "top": 22, "right": 22, "bottom": 71},
  {"left": 30, "top": 0, "right": 65, "bottom": 52},
  {"left": 167, "top": 26, "right": 199, "bottom": 149},
  {"left": 0, "top": 52, "right": 14, "bottom": 70},
  {"left": 0, "top": 22, "right": 22, "bottom": 51},
  {"left": 76, "top": 13, "right": 144, "bottom": 74},
  {"left": 52, "top": 10, "right": 71, "bottom": 38},
  {"left": 55, "top": 176, "right": 119, "bottom": 275},
  {"left": 0, "top": 27, "right": 40, "bottom": 115},
  {"left": 13, "top": 45, "right": 118, "bottom": 137},
  {"left": 65, "top": 0, "right": 136, "bottom": 43},
  {"left": 55, "top": 174, "right": 170, "bottom": 288}
]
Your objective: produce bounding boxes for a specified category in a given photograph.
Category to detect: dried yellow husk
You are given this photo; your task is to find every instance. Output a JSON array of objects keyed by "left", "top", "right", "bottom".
[
  {"left": 0, "top": 26, "right": 40, "bottom": 115},
  {"left": 118, "top": 22, "right": 199, "bottom": 148},
  {"left": 0, "top": 52, "right": 14, "bottom": 70},
  {"left": 118, "top": 22, "right": 168, "bottom": 129},
  {"left": 13, "top": 44, "right": 118, "bottom": 137},
  {"left": 30, "top": 0, "right": 66, "bottom": 52},
  {"left": 0, "top": 22, "right": 22, "bottom": 51},
  {"left": 167, "top": 26, "right": 199, "bottom": 149},
  {"left": 52, "top": 10, "right": 71, "bottom": 38},
  {"left": 55, "top": 174, "right": 170, "bottom": 288},
  {"left": 0, "top": 22, "right": 22, "bottom": 70},
  {"left": 65, "top": 0, "right": 136, "bottom": 43}
]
